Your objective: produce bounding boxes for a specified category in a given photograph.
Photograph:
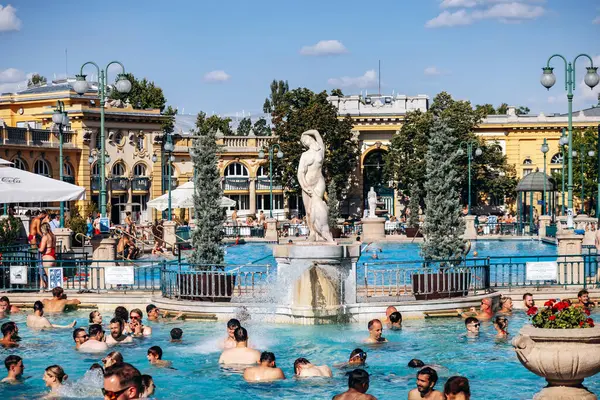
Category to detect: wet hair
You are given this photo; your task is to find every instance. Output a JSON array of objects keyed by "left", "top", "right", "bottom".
[
  {"left": 347, "top": 368, "right": 370, "bottom": 389},
  {"left": 578, "top": 289, "right": 589, "bottom": 298},
  {"left": 126, "top": 212, "right": 131, "bottom": 216},
  {"left": 0, "top": 296, "right": 11, "bottom": 306},
  {"left": 104, "top": 363, "right": 142, "bottom": 394},
  {"left": 293, "top": 357, "right": 310, "bottom": 374},
  {"left": 146, "top": 304, "right": 157, "bottom": 314},
  {"left": 89, "top": 310, "right": 100, "bottom": 323},
  {"left": 1, "top": 322, "right": 16, "bottom": 337},
  {"left": 33, "top": 300, "right": 44, "bottom": 313},
  {"left": 260, "top": 352, "right": 276, "bottom": 364},
  {"left": 170, "top": 328, "right": 183, "bottom": 340},
  {"left": 418, "top": 367, "right": 438, "bottom": 385},
  {"left": 227, "top": 318, "right": 241, "bottom": 330},
  {"left": 367, "top": 319, "right": 382, "bottom": 330},
  {"left": 495, "top": 316, "right": 508, "bottom": 331},
  {"left": 350, "top": 348, "right": 366, "bottom": 360},
  {"left": 408, "top": 359, "right": 425, "bottom": 368},
  {"left": 89, "top": 324, "right": 103, "bottom": 338},
  {"left": 389, "top": 312, "right": 402, "bottom": 324},
  {"left": 233, "top": 326, "right": 248, "bottom": 342},
  {"left": 464, "top": 317, "right": 479, "bottom": 326},
  {"left": 110, "top": 317, "right": 125, "bottom": 331},
  {"left": 130, "top": 308, "right": 143, "bottom": 318},
  {"left": 500, "top": 296, "right": 512, "bottom": 305},
  {"left": 89, "top": 363, "right": 104, "bottom": 373},
  {"left": 141, "top": 374, "right": 154, "bottom": 393},
  {"left": 114, "top": 306, "right": 129, "bottom": 322},
  {"left": 523, "top": 293, "right": 533, "bottom": 300},
  {"left": 72, "top": 327, "right": 86, "bottom": 341},
  {"left": 4, "top": 355, "right": 21, "bottom": 370},
  {"left": 105, "top": 351, "right": 124, "bottom": 366},
  {"left": 444, "top": 376, "right": 471, "bottom": 396},
  {"left": 148, "top": 346, "right": 163, "bottom": 360},
  {"left": 45, "top": 365, "right": 68, "bottom": 383}
]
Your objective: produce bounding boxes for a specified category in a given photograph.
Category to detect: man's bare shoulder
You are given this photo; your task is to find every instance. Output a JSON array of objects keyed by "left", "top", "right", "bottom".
[{"left": 429, "top": 390, "right": 444, "bottom": 400}]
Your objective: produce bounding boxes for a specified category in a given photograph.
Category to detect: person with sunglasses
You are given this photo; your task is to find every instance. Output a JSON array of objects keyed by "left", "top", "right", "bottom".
[
  {"left": 79, "top": 324, "right": 109, "bottom": 353},
  {"left": 464, "top": 317, "right": 480, "bottom": 337},
  {"left": 243, "top": 351, "right": 285, "bottom": 382},
  {"left": 129, "top": 309, "right": 152, "bottom": 337},
  {"left": 73, "top": 327, "right": 89, "bottom": 350},
  {"left": 102, "top": 362, "right": 142, "bottom": 400},
  {"left": 334, "top": 349, "right": 368, "bottom": 369}
]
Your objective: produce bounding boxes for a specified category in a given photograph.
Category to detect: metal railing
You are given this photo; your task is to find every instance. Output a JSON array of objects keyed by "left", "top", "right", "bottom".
[
  {"left": 222, "top": 177, "right": 250, "bottom": 191},
  {"left": 110, "top": 177, "right": 129, "bottom": 191},
  {"left": 256, "top": 177, "right": 282, "bottom": 190},
  {"left": 132, "top": 177, "right": 151, "bottom": 192},
  {"left": 475, "top": 222, "right": 533, "bottom": 236},
  {"left": 1, "top": 127, "right": 74, "bottom": 147},
  {"left": 222, "top": 226, "right": 265, "bottom": 238},
  {"left": 5, "top": 127, "right": 27, "bottom": 144},
  {"left": 30, "top": 129, "right": 50, "bottom": 144}
]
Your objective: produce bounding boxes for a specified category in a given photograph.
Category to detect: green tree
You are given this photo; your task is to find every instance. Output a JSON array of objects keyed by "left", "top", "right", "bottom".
[
  {"left": 496, "top": 103, "right": 509, "bottom": 115},
  {"left": 422, "top": 117, "right": 465, "bottom": 261},
  {"left": 236, "top": 117, "right": 252, "bottom": 136},
  {"left": 327, "top": 180, "right": 341, "bottom": 229},
  {"left": 189, "top": 112, "right": 225, "bottom": 267},
  {"left": 407, "top": 182, "right": 420, "bottom": 228},
  {"left": 263, "top": 79, "right": 289, "bottom": 113},
  {"left": 253, "top": 117, "right": 271, "bottom": 136},
  {"left": 331, "top": 88, "right": 344, "bottom": 97},
  {"left": 570, "top": 127, "right": 599, "bottom": 214},
  {"left": 475, "top": 104, "right": 496, "bottom": 115},
  {"left": 27, "top": 74, "right": 47, "bottom": 87},
  {"left": 110, "top": 73, "right": 167, "bottom": 112},
  {"left": 516, "top": 106, "right": 530, "bottom": 115},
  {"left": 162, "top": 105, "right": 177, "bottom": 135}
]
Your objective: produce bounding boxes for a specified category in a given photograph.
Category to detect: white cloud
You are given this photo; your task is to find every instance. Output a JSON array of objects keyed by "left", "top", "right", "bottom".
[
  {"left": 300, "top": 40, "right": 348, "bottom": 56},
  {"left": 424, "top": 66, "right": 445, "bottom": 76},
  {"left": 476, "top": 2, "right": 545, "bottom": 20},
  {"left": 593, "top": 16, "right": 600, "bottom": 24},
  {"left": 0, "top": 4, "right": 21, "bottom": 32},
  {"left": 427, "top": 1, "right": 545, "bottom": 27},
  {"left": 327, "top": 70, "right": 377, "bottom": 89},
  {"left": 203, "top": 70, "right": 230, "bottom": 83},
  {"left": 426, "top": 10, "right": 472, "bottom": 27},
  {"left": 0, "top": 68, "right": 33, "bottom": 93},
  {"left": 441, "top": 0, "right": 478, "bottom": 8}
]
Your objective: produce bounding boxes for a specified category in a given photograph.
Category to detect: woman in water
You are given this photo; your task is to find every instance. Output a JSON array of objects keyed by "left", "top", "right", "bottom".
[
  {"left": 102, "top": 351, "right": 124, "bottom": 369},
  {"left": 89, "top": 311, "right": 103, "bottom": 325},
  {"left": 43, "top": 365, "right": 68, "bottom": 397},
  {"left": 498, "top": 296, "right": 513, "bottom": 315},
  {"left": 493, "top": 316, "right": 509, "bottom": 338},
  {"left": 38, "top": 222, "right": 56, "bottom": 290},
  {"left": 140, "top": 374, "right": 156, "bottom": 398}
]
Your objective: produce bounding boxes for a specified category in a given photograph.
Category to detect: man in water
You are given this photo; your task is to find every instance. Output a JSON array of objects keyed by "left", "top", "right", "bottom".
[
  {"left": 332, "top": 368, "right": 377, "bottom": 400},
  {"left": 73, "top": 327, "right": 88, "bottom": 350},
  {"left": 219, "top": 327, "right": 261, "bottom": 365},
  {"left": 243, "top": 351, "right": 285, "bottom": 382},
  {"left": 523, "top": 293, "right": 535, "bottom": 310},
  {"left": 79, "top": 324, "right": 109, "bottom": 353},
  {"left": 170, "top": 328, "right": 183, "bottom": 343},
  {"left": 223, "top": 318, "right": 241, "bottom": 349},
  {"left": 43, "top": 286, "right": 81, "bottom": 313},
  {"left": 464, "top": 317, "right": 480, "bottom": 337},
  {"left": 293, "top": 357, "right": 332, "bottom": 377},
  {"left": 103, "top": 362, "right": 142, "bottom": 400},
  {"left": 146, "top": 304, "right": 162, "bottom": 321},
  {"left": 147, "top": 346, "right": 172, "bottom": 368},
  {"left": 364, "top": 319, "right": 387, "bottom": 343},
  {"left": 408, "top": 367, "right": 444, "bottom": 400},
  {"left": 0, "top": 296, "right": 20, "bottom": 314},
  {"left": 1, "top": 355, "right": 24, "bottom": 384},
  {"left": 388, "top": 312, "right": 402, "bottom": 330},
  {"left": 26, "top": 301, "right": 76, "bottom": 329},
  {"left": 334, "top": 349, "right": 368, "bottom": 369},
  {"left": 383, "top": 306, "right": 397, "bottom": 323},
  {"left": 106, "top": 318, "right": 133, "bottom": 345},
  {"left": 0, "top": 322, "right": 20, "bottom": 348},
  {"left": 577, "top": 289, "right": 595, "bottom": 309},
  {"left": 459, "top": 298, "right": 493, "bottom": 321}
]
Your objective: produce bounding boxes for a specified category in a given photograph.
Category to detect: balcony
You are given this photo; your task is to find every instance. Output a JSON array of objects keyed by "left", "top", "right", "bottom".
[
  {"left": 62, "top": 176, "right": 75, "bottom": 184},
  {"left": 91, "top": 176, "right": 101, "bottom": 192},
  {"left": 132, "top": 177, "right": 151, "bottom": 193},
  {"left": 223, "top": 177, "right": 250, "bottom": 191},
  {"left": 110, "top": 177, "right": 129, "bottom": 192},
  {"left": 256, "top": 177, "right": 282, "bottom": 191},
  {"left": 162, "top": 177, "right": 178, "bottom": 192},
  {"left": 1, "top": 127, "right": 75, "bottom": 148},
  {"left": 5, "top": 127, "right": 27, "bottom": 144}
]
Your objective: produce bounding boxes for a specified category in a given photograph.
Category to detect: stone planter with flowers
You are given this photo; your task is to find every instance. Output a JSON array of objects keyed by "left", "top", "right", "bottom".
[{"left": 513, "top": 299, "right": 600, "bottom": 400}]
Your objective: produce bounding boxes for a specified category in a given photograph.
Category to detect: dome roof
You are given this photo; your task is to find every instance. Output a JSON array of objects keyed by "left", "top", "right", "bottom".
[{"left": 516, "top": 170, "right": 556, "bottom": 192}]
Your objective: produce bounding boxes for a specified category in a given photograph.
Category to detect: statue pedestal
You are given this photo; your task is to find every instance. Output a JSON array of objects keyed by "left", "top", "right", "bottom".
[
  {"left": 464, "top": 215, "right": 477, "bottom": 240},
  {"left": 162, "top": 221, "right": 177, "bottom": 250},
  {"left": 53, "top": 228, "right": 73, "bottom": 252},
  {"left": 265, "top": 218, "right": 278, "bottom": 242},
  {"left": 90, "top": 236, "right": 117, "bottom": 290},
  {"left": 361, "top": 217, "right": 386, "bottom": 241},
  {"left": 538, "top": 215, "right": 552, "bottom": 238},
  {"left": 273, "top": 243, "right": 361, "bottom": 324},
  {"left": 556, "top": 231, "right": 584, "bottom": 285}
]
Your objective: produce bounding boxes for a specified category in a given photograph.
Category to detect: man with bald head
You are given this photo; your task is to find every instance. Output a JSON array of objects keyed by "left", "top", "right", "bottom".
[{"left": 383, "top": 306, "right": 397, "bottom": 322}]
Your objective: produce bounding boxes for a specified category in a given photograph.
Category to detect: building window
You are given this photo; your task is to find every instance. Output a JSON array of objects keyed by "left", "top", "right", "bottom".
[
  {"left": 12, "top": 157, "right": 28, "bottom": 171},
  {"left": 112, "top": 162, "right": 126, "bottom": 176},
  {"left": 63, "top": 162, "right": 74, "bottom": 177},
  {"left": 523, "top": 168, "right": 533, "bottom": 176},
  {"left": 133, "top": 163, "right": 147, "bottom": 176},
  {"left": 229, "top": 194, "right": 250, "bottom": 210},
  {"left": 95, "top": 132, "right": 102, "bottom": 150},
  {"left": 225, "top": 162, "right": 249, "bottom": 177},
  {"left": 162, "top": 162, "right": 175, "bottom": 177},
  {"left": 91, "top": 163, "right": 99, "bottom": 176},
  {"left": 523, "top": 158, "right": 533, "bottom": 165},
  {"left": 257, "top": 165, "right": 268, "bottom": 177},
  {"left": 550, "top": 153, "right": 563, "bottom": 164},
  {"left": 257, "top": 194, "right": 284, "bottom": 210},
  {"left": 34, "top": 159, "right": 51, "bottom": 177}
]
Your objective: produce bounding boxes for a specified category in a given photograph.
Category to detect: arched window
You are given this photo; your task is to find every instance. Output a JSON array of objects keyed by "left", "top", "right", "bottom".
[
  {"left": 12, "top": 157, "right": 28, "bottom": 171},
  {"left": 63, "top": 162, "right": 74, "bottom": 177},
  {"left": 162, "top": 162, "right": 175, "bottom": 177},
  {"left": 257, "top": 165, "right": 268, "bottom": 177},
  {"left": 550, "top": 153, "right": 563, "bottom": 164},
  {"left": 112, "top": 162, "right": 126, "bottom": 176},
  {"left": 523, "top": 158, "right": 533, "bottom": 165},
  {"left": 34, "top": 159, "right": 51, "bottom": 177},
  {"left": 133, "top": 163, "right": 147, "bottom": 176},
  {"left": 224, "top": 162, "right": 248, "bottom": 177},
  {"left": 95, "top": 132, "right": 102, "bottom": 150},
  {"left": 91, "top": 163, "right": 99, "bottom": 176}
]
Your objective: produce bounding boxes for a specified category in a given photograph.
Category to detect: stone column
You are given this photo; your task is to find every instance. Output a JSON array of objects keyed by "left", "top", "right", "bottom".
[
  {"left": 249, "top": 178, "right": 257, "bottom": 215},
  {"left": 90, "top": 236, "right": 117, "bottom": 290},
  {"left": 361, "top": 217, "right": 386, "bottom": 241},
  {"left": 53, "top": 228, "right": 73, "bottom": 252},
  {"left": 265, "top": 218, "right": 278, "bottom": 242},
  {"left": 162, "top": 220, "right": 177, "bottom": 250},
  {"left": 556, "top": 231, "right": 584, "bottom": 285},
  {"left": 538, "top": 215, "right": 551, "bottom": 238},
  {"left": 464, "top": 215, "right": 477, "bottom": 240}
]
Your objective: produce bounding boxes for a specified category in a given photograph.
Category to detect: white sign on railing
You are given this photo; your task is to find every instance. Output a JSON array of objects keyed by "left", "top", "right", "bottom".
[
  {"left": 105, "top": 267, "right": 135, "bottom": 285},
  {"left": 9, "top": 265, "right": 27, "bottom": 285},
  {"left": 526, "top": 261, "right": 558, "bottom": 281}
]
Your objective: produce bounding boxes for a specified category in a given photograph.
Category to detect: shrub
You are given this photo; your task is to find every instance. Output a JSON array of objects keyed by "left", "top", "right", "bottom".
[
  {"left": 0, "top": 216, "right": 22, "bottom": 245},
  {"left": 528, "top": 299, "right": 594, "bottom": 329}
]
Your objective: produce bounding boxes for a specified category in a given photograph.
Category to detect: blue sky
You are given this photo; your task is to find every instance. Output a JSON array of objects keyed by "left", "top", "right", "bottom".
[{"left": 0, "top": 0, "right": 598, "bottom": 116}]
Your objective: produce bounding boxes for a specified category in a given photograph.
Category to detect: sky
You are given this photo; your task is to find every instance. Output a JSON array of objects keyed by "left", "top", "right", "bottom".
[{"left": 0, "top": 0, "right": 598, "bottom": 117}]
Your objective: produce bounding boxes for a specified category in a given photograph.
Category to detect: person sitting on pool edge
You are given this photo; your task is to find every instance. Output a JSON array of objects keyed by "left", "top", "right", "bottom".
[
  {"left": 43, "top": 286, "right": 81, "bottom": 313},
  {"left": 27, "top": 301, "right": 76, "bottom": 330},
  {"left": 364, "top": 319, "right": 387, "bottom": 344},
  {"left": 0, "top": 296, "right": 20, "bottom": 314},
  {"left": 243, "top": 351, "right": 285, "bottom": 382},
  {"left": 147, "top": 346, "right": 172, "bottom": 368},
  {"left": 223, "top": 318, "right": 241, "bottom": 349},
  {"left": 219, "top": 327, "right": 261, "bottom": 365},
  {"left": 106, "top": 318, "right": 133, "bottom": 345},
  {"left": 408, "top": 366, "right": 444, "bottom": 400},
  {"left": 293, "top": 357, "right": 332, "bottom": 378},
  {"left": 444, "top": 376, "right": 471, "bottom": 400},
  {"left": 464, "top": 317, "right": 480, "bottom": 337},
  {"left": 2, "top": 355, "right": 25, "bottom": 384},
  {"left": 73, "top": 327, "right": 88, "bottom": 350},
  {"left": 332, "top": 368, "right": 377, "bottom": 400},
  {"left": 0, "top": 322, "right": 20, "bottom": 348},
  {"left": 79, "top": 324, "right": 109, "bottom": 353},
  {"left": 170, "top": 328, "right": 183, "bottom": 343},
  {"left": 523, "top": 293, "right": 535, "bottom": 310},
  {"left": 388, "top": 312, "right": 402, "bottom": 330}
]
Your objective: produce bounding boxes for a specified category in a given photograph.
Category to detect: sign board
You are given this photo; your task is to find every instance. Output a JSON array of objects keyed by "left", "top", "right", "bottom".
[
  {"left": 537, "top": 200, "right": 544, "bottom": 205},
  {"left": 48, "top": 268, "right": 64, "bottom": 289},
  {"left": 526, "top": 261, "right": 558, "bottom": 281},
  {"left": 105, "top": 266, "right": 135, "bottom": 286},
  {"left": 9, "top": 265, "right": 27, "bottom": 285},
  {"left": 99, "top": 217, "right": 110, "bottom": 233}
]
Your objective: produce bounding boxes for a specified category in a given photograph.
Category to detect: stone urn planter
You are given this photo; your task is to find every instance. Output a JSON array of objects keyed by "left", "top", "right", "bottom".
[{"left": 513, "top": 325, "right": 600, "bottom": 400}]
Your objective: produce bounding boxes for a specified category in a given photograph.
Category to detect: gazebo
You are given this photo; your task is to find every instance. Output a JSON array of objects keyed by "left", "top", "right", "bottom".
[{"left": 516, "top": 169, "right": 557, "bottom": 232}]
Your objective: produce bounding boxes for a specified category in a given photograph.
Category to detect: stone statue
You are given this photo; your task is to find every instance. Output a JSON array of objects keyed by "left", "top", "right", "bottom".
[
  {"left": 368, "top": 187, "right": 377, "bottom": 218},
  {"left": 567, "top": 208, "right": 574, "bottom": 229},
  {"left": 297, "top": 130, "right": 334, "bottom": 242}
]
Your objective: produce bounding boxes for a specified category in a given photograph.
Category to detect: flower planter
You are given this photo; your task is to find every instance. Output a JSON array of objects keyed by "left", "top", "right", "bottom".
[
  {"left": 513, "top": 325, "right": 600, "bottom": 399},
  {"left": 405, "top": 227, "right": 422, "bottom": 238}
]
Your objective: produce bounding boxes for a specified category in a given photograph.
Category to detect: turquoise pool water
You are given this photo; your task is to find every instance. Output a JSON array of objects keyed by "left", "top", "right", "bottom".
[{"left": 1, "top": 310, "right": 598, "bottom": 399}]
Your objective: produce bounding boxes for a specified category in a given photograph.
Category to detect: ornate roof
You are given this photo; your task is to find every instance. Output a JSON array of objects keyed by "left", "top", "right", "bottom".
[{"left": 516, "top": 170, "right": 556, "bottom": 192}]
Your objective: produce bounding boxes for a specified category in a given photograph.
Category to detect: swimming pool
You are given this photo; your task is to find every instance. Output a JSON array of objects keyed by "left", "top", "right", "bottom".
[{"left": 0, "top": 309, "right": 597, "bottom": 399}]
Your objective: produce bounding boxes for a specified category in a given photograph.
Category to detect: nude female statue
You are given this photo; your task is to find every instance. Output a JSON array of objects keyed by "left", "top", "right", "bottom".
[{"left": 297, "top": 130, "right": 334, "bottom": 242}]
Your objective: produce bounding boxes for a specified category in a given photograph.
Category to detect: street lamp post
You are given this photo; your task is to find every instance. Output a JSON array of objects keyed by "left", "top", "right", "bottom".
[
  {"left": 559, "top": 129, "right": 568, "bottom": 215},
  {"left": 258, "top": 144, "right": 284, "bottom": 218},
  {"left": 152, "top": 133, "right": 175, "bottom": 221},
  {"left": 71, "top": 62, "right": 132, "bottom": 220},
  {"left": 52, "top": 101, "right": 69, "bottom": 228},
  {"left": 541, "top": 138, "right": 549, "bottom": 215},
  {"left": 456, "top": 141, "right": 482, "bottom": 215},
  {"left": 540, "top": 54, "right": 599, "bottom": 215}
]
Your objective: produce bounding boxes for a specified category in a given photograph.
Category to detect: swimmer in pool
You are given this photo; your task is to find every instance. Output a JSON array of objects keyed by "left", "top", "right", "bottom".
[
  {"left": 364, "top": 319, "right": 387, "bottom": 344},
  {"left": 335, "top": 348, "right": 368, "bottom": 369},
  {"left": 408, "top": 367, "right": 444, "bottom": 400},
  {"left": 383, "top": 306, "right": 397, "bottom": 323},
  {"left": 332, "top": 369, "right": 377, "bottom": 400},
  {"left": 26, "top": 301, "right": 76, "bottom": 330},
  {"left": 219, "top": 327, "right": 261, "bottom": 365},
  {"left": 73, "top": 327, "right": 88, "bottom": 350},
  {"left": 105, "top": 318, "right": 133, "bottom": 345},
  {"left": 170, "top": 328, "right": 183, "bottom": 343},
  {"left": 0, "top": 322, "right": 20, "bottom": 348},
  {"left": 243, "top": 351, "right": 285, "bottom": 382},
  {"left": 147, "top": 346, "right": 172, "bottom": 368},
  {"left": 223, "top": 318, "right": 241, "bottom": 349},
  {"left": 42, "top": 287, "right": 80, "bottom": 313},
  {"left": 293, "top": 357, "right": 332, "bottom": 378},
  {"left": 79, "top": 324, "right": 109, "bottom": 353},
  {"left": 2, "top": 355, "right": 25, "bottom": 384},
  {"left": 0, "top": 296, "right": 20, "bottom": 314},
  {"left": 387, "top": 312, "right": 402, "bottom": 330}
]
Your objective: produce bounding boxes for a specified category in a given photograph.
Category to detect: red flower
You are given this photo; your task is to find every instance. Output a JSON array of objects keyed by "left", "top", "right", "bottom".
[
  {"left": 549, "top": 315, "right": 556, "bottom": 321},
  {"left": 580, "top": 321, "right": 585, "bottom": 327},
  {"left": 527, "top": 307, "right": 538, "bottom": 316},
  {"left": 587, "top": 318, "right": 595, "bottom": 327},
  {"left": 544, "top": 299, "right": 556, "bottom": 307},
  {"left": 554, "top": 301, "right": 569, "bottom": 311},
  {"left": 584, "top": 308, "right": 591, "bottom": 316}
]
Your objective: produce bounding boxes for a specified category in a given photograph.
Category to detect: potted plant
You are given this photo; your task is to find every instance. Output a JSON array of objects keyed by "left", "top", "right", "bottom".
[{"left": 513, "top": 299, "right": 600, "bottom": 400}]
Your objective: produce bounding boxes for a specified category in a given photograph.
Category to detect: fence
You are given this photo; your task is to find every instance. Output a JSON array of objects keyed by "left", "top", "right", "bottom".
[
  {"left": 475, "top": 222, "right": 534, "bottom": 236},
  {"left": 222, "top": 226, "right": 265, "bottom": 238}
]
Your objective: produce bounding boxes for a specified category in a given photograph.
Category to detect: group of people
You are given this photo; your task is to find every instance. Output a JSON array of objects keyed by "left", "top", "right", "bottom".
[{"left": 27, "top": 209, "right": 57, "bottom": 291}]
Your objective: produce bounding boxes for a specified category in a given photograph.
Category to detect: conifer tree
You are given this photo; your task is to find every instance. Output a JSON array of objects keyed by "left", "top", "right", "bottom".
[
  {"left": 407, "top": 182, "right": 420, "bottom": 229},
  {"left": 421, "top": 117, "right": 465, "bottom": 261},
  {"left": 327, "top": 180, "right": 341, "bottom": 229}
]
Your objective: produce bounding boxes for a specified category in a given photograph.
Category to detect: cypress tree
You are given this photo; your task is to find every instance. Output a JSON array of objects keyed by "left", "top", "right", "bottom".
[{"left": 407, "top": 182, "right": 420, "bottom": 229}]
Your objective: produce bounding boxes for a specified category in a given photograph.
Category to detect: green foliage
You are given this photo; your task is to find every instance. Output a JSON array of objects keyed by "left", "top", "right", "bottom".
[
  {"left": 253, "top": 118, "right": 271, "bottom": 136},
  {"left": 27, "top": 74, "right": 47, "bottom": 87},
  {"left": 196, "top": 112, "right": 232, "bottom": 136},
  {"left": 407, "top": 183, "right": 420, "bottom": 228},
  {"left": 474, "top": 103, "right": 529, "bottom": 115},
  {"left": 236, "top": 117, "right": 252, "bottom": 136},
  {"left": 162, "top": 105, "right": 177, "bottom": 135},
  {"left": 569, "top": 127, "right": 599, "bottom": 214},
  {"left": 263, "top": 79, "right": 289, "bottom": 114},
  {"left": 529, "top": 300, "right": 594, "bottom": 329},
  {"left": 327, "top": 180, "right": 341, "bottom": 229},
  {"left": 496, "top": 103, "right": 509, "bottom": 115},
  {"left": 189, "top": 112, "right": 226, "bottom": 268},
  {"left": 516, "top": 106, "right": 530, "bottom": 115},
  {"left": 330, "top": 88, "right": 344, "bottom": 97},
  {"left": 0, "top": 216, "right": 21, "bottom": 244},
  {"left": 421, "top": 117, "right": 465, "bottom": 261},
  {"left": 110, "top": 73, "right": 167, "bottom": 112},
  {"left": 66, "top": 206, "right": 87, "bottom": 240}
]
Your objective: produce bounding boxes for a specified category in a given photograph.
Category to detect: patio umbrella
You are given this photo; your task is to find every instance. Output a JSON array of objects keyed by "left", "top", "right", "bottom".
[
  {"left": 0, "top": 165, "right": 86, "bottom": 203},
  {"left": 0, "top": 158, "right": 14, "bottom": 166},
  {"left": 147, "top": 181, "right": 236, "bottom": 211}
]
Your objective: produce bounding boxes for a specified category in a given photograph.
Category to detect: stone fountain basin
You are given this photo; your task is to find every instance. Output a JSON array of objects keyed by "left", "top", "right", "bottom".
[{"left": 513, "top": 325, "right": 600, "bottom": 385}]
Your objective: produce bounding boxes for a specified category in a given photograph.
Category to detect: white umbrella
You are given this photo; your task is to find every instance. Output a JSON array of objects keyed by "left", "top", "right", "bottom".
[
  {"left": 0, "top": 158, "right": 14, "bottom": 166},
  {"left": 0, "top": 166, "right": 86, "bottom": 203},
  {"left": 147, "top": 181, "right": 236, "bottom": 211}
]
